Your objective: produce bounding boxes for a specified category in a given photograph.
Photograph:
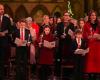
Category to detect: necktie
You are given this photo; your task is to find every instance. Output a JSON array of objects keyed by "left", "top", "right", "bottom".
[
  {"left": 20, "top": 28, "right": 24, "bottom": 40},
  {"left": 77, "top": 38, "right": 81, "bottom": 48}
]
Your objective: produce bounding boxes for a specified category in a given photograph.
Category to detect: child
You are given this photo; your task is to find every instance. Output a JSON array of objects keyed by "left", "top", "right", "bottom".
[
  {"left": 13, "top": 19, "right": 32, "bottom": 80},
  {"left": 38, "top": 26, "right": 56, "bottom": 80},
  {"left": 78, "top": 18, "right": 85, "bottom": 32},
  {"left": 71, "top": 29, "right": 89, "bottom": 80}
]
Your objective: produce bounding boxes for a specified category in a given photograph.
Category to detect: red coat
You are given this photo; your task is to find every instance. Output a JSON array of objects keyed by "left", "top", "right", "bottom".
[
  {"left": 38, "top": 34, "right": 55, "bottom": 65},
  {"left": 32, "top": 23, "right": 39, "bottom": 38},
  {"left": 83, "top": 21, "right": 100, "bottom": 73},
  {"left": 32, "top": 23, "right": 39, "bottom": 47}
]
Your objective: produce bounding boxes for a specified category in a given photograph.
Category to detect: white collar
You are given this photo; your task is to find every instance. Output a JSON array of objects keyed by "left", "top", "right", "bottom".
[
  {"left": 0, "top": 15, "right": 3, "bottom": 22},
  {"left": 76, "top": 38, "right": 82, "bottom": 45}
]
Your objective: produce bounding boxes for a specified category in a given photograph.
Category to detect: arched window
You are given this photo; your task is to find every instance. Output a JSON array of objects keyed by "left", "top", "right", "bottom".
[
  {"left": 15, "top": 5, "right": 28, "bottom": 22},
  {"left": 52, "top": 6, "right": 62, "bottom": 18},
  {"left": 4, "top": 4, "right": 13, "bottom": 18},
  {"left": 30, "top": 5, "right": 49, "bottom": 24}
]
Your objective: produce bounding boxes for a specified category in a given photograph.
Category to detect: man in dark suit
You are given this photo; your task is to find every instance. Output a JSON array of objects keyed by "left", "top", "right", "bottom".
[
  {"left": 0, "top": 4, "right": 11, "bottom": 80},
  {"left": 13, "top": 19, "right": 32, "bottom": 80},
  {"left": 55, "top": 12, "right": 75, "bottom": 77}
]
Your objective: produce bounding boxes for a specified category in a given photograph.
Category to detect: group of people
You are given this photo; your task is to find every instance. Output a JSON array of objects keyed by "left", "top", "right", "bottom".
[{"left": 0, "top": 3, "right": 100, "bottom": 80}]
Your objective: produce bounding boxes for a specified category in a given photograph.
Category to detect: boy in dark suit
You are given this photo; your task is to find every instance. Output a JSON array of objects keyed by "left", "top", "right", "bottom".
[
  {"left": 71, "top": 29, "right": 89, "bottom": 80},
  {"left": 13, "top": 19, "right": 32, "bottom": 80}
]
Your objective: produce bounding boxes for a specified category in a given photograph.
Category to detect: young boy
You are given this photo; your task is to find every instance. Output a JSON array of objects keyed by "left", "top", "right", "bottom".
[
  {"left": 71, "top": 29, "right": 89, "bottom": 80},
  {"left": 13, "top": 19, "right": 32, "bottom": 80}
]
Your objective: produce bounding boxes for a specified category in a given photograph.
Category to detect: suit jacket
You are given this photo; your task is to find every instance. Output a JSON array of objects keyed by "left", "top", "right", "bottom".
[
  {"left": 57, "top": 22, "right": 75, "bottom": 45},
  {"left": 13, "top": 28, "right": 32, "bottom": 47},
  {"left": 71, "top": 38, "right": 88, "bottom": 54},
  {"left": 0, "top": 16, "right": 11, "bottom": 46}
]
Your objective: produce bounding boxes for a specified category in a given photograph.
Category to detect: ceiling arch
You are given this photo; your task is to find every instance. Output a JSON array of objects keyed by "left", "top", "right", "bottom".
[{"left": 15, "top": 5, "right": 28, "bottom": 22}]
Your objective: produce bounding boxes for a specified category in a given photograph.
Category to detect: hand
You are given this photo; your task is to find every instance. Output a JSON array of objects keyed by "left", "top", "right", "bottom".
[
  {"left": 39, "top": 43, "right": 42, "bottom": 47},
  {"left": 48, "top": 46, "right": 53, "bottom": 49},
  {"left": 88, "top": 35, "right": 93, "bottom": 39},
  {"left": 75, "top": 49, "right": 84, "bottom": 54},
  {"left": 93, "top": 33, "right": 99, "bottom": 38},
  {"left": 27, "top": 43, "right": 30, "bottom": 47},
  {"left": 61, "top": 35, "right": 65, "bottom": 39},
  {"left": 93, "top": 33, "right": 100, "bottom": 40},
  {"left": 17, "top": 43, "right": 22, "bottom": 46},
  {"left": 0, "top": 32, "right": 5, "bottom": 37},
  {"left": 71, "top": 35, "right": 75, "bottom": 39},
  {"left": 16, "top": 39, "right": 23, "bottom": 46}
]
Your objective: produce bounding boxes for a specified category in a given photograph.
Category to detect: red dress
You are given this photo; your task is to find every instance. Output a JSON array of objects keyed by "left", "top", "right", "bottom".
[
  {"left": 83, "top": 21, "right": 100, "bottom": 73},
  {"left": 38, "top": 34, "right": 55, "bottom": 65}
]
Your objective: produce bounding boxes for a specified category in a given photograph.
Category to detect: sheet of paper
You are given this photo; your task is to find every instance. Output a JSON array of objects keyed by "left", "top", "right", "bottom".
[
  {"left": 68, "top": 29, "right": 74, "bottom": 36},
  {"left": 43, "top": 40, "right": 55, "bottom": 48},
  {"left": 50, "top": 41, "right": 56, "bottom": 47},
  {"left": 74, "top": 48, "right": 89, "bottom": 55},
  {"left": 15, "top": 38, "right": 27, "bottom": 46},
  {"left": 43, "top": 40, "right": 50, "bottom": 48}
]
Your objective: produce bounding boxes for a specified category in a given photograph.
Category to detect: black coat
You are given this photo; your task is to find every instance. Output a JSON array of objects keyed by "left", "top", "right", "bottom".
[
  {"left": 57, "top": 22, "right": 75, "bottom": 45},
  {"left": 56, "top": 22, "right": 75, "bottom": 59},
  {"left": 12, "top": 28, "right": 32, "bottom": 47},
  {"left": 0, "top": 16, "right": 11, "bottom": 46},
  {"left": 71, "top": 38, "right": 88, "bottom": 54}
]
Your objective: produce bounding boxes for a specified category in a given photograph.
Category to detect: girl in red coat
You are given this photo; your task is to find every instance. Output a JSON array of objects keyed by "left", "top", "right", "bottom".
[
  {"left": 83, "top": 10, "right": 100, "bottom": 79},
  {"left": 38, "top": 26, "right": 56, "bottom": 80}
]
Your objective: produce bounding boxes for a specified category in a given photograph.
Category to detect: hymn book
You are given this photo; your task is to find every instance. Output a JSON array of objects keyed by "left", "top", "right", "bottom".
[{"left": 43, "top": 40, "right": 56, "bottom": 48}]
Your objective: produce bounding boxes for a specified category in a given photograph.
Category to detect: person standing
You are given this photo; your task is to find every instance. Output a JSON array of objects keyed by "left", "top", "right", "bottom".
[
  {"left": 83, "top": 10, "right": 100, "bottom": 80},
  {"left": 13, "top": 19, "right": 32, "bottom": 80},
  {"left": 38, "top": 26, "right": 56, "bottom": 80},
  {"left": 26, "top": 17, "right": 37, "bottom": 76},
  {"left": 0, "top": 4, "right": 11, "bottom": 80},
  {"left": 71, "top": 29, "right": 88, "bottom": 80},
  {"left": 56, "top": 11, "right": 75, "bottom": 77},
  {"left": 78, "top": 18, "right": 85, "bottom": 32}
]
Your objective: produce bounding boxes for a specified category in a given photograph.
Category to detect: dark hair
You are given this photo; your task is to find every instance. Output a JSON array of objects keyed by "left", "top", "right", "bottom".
[
  {"left": 18, "top": 18, "right": 26, "bottom": 23},
  {"left": 75, "top": 29, "right": 83, "bottom": 34},
  {"left": 43, "top": 25, "right": 51, "bottom": 30},
  {"left": 63, "top": 11, "right": 70, "bottom": 16},
  {"left": 78, "top": 18, "right": 85, "bottom": 27},
  {"left": 79, "top": 18, "right": 85, "bottom": 22},
  {"left": 88, "top": 10, "right": 97, "bottom": 22}
]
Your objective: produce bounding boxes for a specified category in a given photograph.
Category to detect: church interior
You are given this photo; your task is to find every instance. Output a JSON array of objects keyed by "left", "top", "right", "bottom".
[
  {"left": 0, "top": 0, "right": 100, "bottom": 23},
  {"left": 0, "top": 0, "right": 100, "bottom": 80}
]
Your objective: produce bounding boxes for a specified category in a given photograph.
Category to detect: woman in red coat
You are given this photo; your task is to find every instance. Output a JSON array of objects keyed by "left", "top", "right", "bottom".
[
  {"left": 38, "top": 26, "right": 56, "bottom": 80},
  {"left": 83, "top": 10, "right": 100, "bottom": 79}
]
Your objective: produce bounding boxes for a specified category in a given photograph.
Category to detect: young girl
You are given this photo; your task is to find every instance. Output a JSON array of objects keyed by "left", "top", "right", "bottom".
[
  {"left": 71, "top": 29, "right": 89, "bottom": 80},
  {"left": 78, "top": 18, "right": 85, "bottom": 32},
  {"left": 38, "top": 26, "right": 56, "bottom": 80}
]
